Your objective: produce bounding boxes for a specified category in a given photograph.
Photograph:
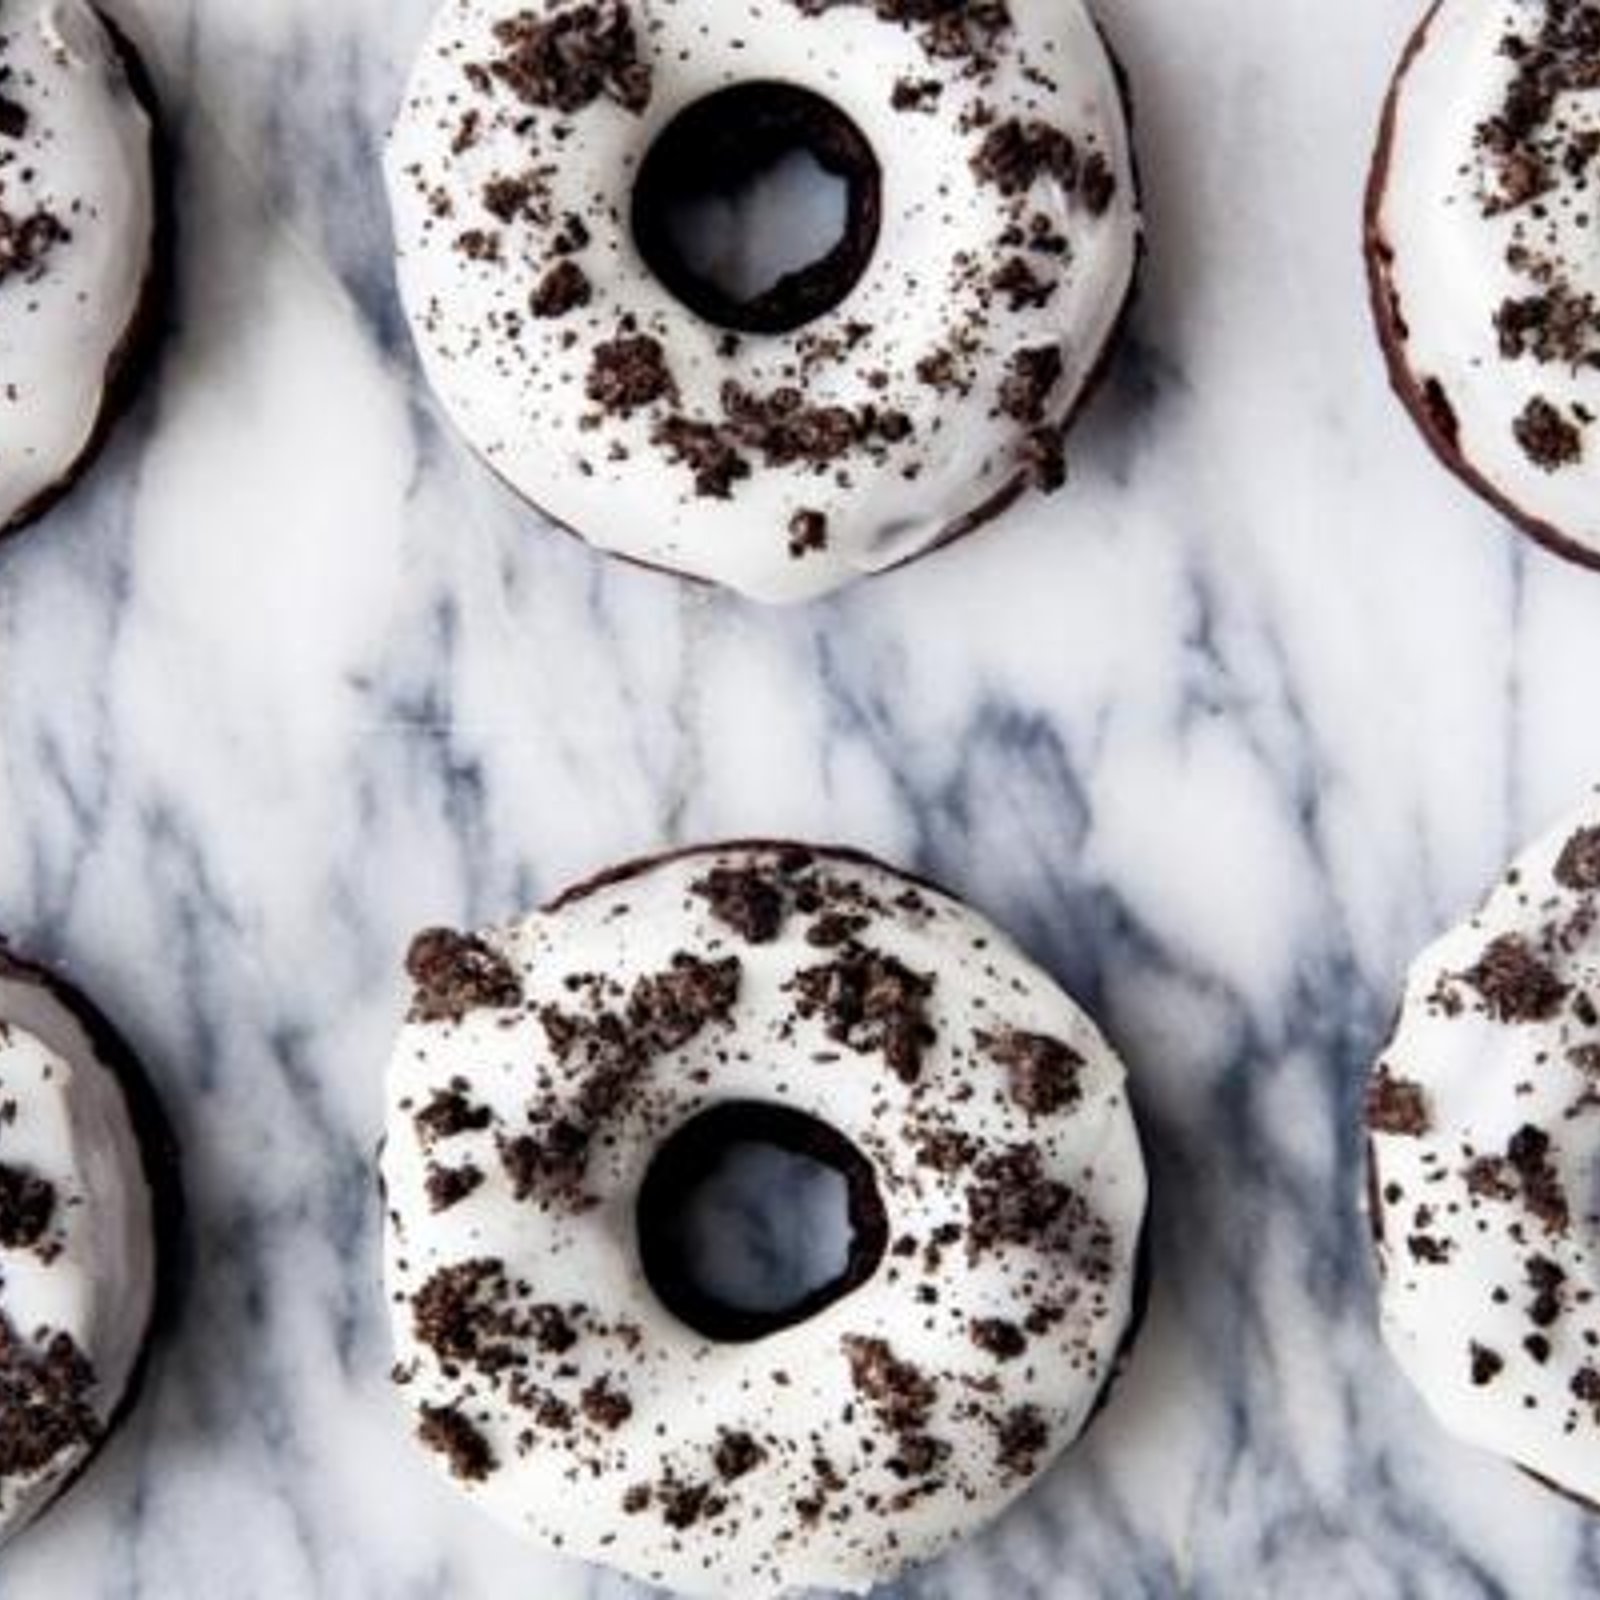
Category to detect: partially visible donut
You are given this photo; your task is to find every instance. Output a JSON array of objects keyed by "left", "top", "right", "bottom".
[
  {"left": 387, "top": 1, "right": 1141, "bottom": 603},
  {"left": 1366, "top": 1, "right": 1600, "bottom": 569},
  {"left": 381, "top": 842, "right": 1150, "bottom": 1596},
  {"left": 1368, "top": 791, "right": 1600, "bottom": 1505},
  {"left": 0, "top": 0, "right": 163, "bottom": 539},
  {"left": 0, "top": 941, "right": 168, "bottom": 1543}
]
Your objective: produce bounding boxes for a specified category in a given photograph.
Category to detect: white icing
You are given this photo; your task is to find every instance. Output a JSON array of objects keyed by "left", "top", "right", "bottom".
[
  {"left": 382, "top": 844, "right": 1148, "bottom": 1597},
  {"left": 0, "top": 955, "right": 156, "bottom": 1544},
  {"left": 387, "top": 0, "right": 1140, "bottom": 604},
  {"left": 0, "top": 0, "right": 156, "bottom": 533},
  {"left": 1370, "top": 0, "right": 1600, "bottom": 557},
  {"left": 1371, "top": 789, "right": 1600, "bottom": 1504}
]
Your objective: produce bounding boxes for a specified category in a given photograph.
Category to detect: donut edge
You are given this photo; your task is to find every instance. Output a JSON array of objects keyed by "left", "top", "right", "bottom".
[
  {"left": 0, "top": 938, "right": 184, "bottom": 1544},
  {"left": 0, "top": 8, "right": 173, "bottom": 546},
  {"left": 1362, "top": 0, "right": 1600, "bottom": 577}
]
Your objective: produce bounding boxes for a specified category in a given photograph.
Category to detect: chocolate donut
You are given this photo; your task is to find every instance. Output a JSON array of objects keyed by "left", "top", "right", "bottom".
[
  {"left": 386, "top": 1, "right": 1141, "bottom": 603},
  {"left": 1366, "top": 1, "right": 1600, "bottom": 569},
  {"left": 381, "top": 841, "right": 1149, "bottom": 1595},
  {"left": 0, "top": 0, "right": 164, "bottom": 540},
  {"left": 0, "top": 941, "right": 171, "bottom": 1543},
  {"left": 1368, "top": 791, "right": 1600, "bottom": 1504}
]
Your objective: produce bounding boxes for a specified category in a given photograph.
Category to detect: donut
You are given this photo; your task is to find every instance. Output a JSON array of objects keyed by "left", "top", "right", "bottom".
[
  {"left": 381, "top": 841, "right": 1149, "bottom": 1595},
  {"left": 1367, "top": 791, "right": 1600, "bottom": 1505},
  {"left": 0, "top": 942, "right": 170, "bottom": 1542},
  {"left": 1366, "top": 0, "right": 1600, "bottom": 570},
  {"left": 0, "top": 0, "right": 163, "bottom": 540},
  {"left": 387, "top": 1, "right": 1140, "bottom": 604}
]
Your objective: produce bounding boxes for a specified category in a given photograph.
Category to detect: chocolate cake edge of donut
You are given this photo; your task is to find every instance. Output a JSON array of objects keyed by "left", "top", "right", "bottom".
[
  {"left": 381, "top": 837, "right": 1151, "bottom": 1596},
  {"left": 1362, "top": 0, "right": 1600, "bottom": 575},
  {"left": 0, "top": 938, "right": 179, "bottom": 1542}
]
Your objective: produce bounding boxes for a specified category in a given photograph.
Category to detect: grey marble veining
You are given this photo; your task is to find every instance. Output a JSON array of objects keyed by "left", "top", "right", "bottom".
[{"left": 2, "top": 0, "right": 1600, "bottom": 1596}]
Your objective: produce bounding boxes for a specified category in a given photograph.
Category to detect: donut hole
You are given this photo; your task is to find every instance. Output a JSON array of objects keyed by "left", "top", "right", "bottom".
[
  {"left": 637, "top": 1102, "right": 888, "bottom": 1342},
  {"left": 632, "top": 82, "right": 881, "bottom": 336}
]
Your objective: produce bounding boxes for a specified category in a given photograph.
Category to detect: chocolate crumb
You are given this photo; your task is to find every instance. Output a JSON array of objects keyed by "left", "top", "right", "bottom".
[
  {"left": 1526, "top": 1254, "right": 1566, "bottom": 1328},
  {"left": 489, "top": 3, "right": 652, "bottom": 116},
  {"left": 992, "top": 256, "right": 1056, "bottom": 312},
  {"left": 1462, "top": 934, "right": 1569, "bottom": 1023},
  {"left": 417, "top": 1403, "right": 496, "bottom": 1482},
  {"left": 531, "top": 260, "right": 592, "bottom": 319},
  {"left": 999, "top": 346, "right": 1065, "bottom": 425},
  {"left": 1556, "top": 827, "right": 1600, "bottom": 892},
  {"left": 651, "top": 415, "right": 751, "bottom": 498},
  {"left": 788, "top": 509, "right": 830, "bottom": 558},
  {"left": 790, "top": 944, "right": 936, "bottom": 1084},
  {"left": 425, "top": 1162, "right": 485, "bottom": 1213},
  {"left": 789, "top": 0, "right": 1013, "bottom": 67},
  {"left": 1470, "top": 1343, "right": 1505, "bottom": 1386},
  {"left": 841, "top": 1335, "right": 947, "bottom": 1480},
  {"left": 841, "top": 1335, "right": 935, "bottom": 1431},
  {"left": 0, "top": 1166, "right": 55, "bottom": 1249},
  {"left": 580, "top": 1377, "right": 633, "bottom": 1430},
  {"left": 973, "top": 119, "right": 1077, "bottom": 197},
  {"left": 970, "top": 1318, "right": 1028, "bottom": 1360},
  {"left": 1080, "top": 151, "right": 1117, "bottom": 215},
  {"left": 1366, "top": 1068, "right": 1432, "bottom": 1137},
  {"left": 1513, "top": 396, "right": 1582, "bottom": 472},
  {"left": 966, "top": 1144, "right": 1108, "bottom": 1267},
  {"left": 995, "top": 1404, "right": 1050, "bottom": 1476},
  {"left": 587, "top": 335, "right": 677, "bottom": 415},
  {"left": 977, "top": 1029, "right": 1084, "bottom": 1116},
  {"left": 691, "top": 866, "right": 787, "bottom": 944},
  {"left": 659, "top": 1479, "right": 723, "bottom": 1530},
  {"left": 1506, "top": 1124, "right": 1569, "bottom": 1234},
  {"left": 713, "top": 1429, "right": 767, "bottom": 1481},
  {"left": 414, "top": 1087, "right": 493, "bottom": 1148},
  {"left": 0, "top": 1318, "right": 98, "bottom": 1480},
  {"left": 406, "top": 930, "right": 523, "bottom": 1024},
  {"left": 1022, "top": 423, "right": 1068, "bottom": 491},
  {"left": 0, "top": 206, "right": 69, "bottom": 287},
  {"left": 1574, "top": 1366, "right": 1600, "bottom": 1418}
]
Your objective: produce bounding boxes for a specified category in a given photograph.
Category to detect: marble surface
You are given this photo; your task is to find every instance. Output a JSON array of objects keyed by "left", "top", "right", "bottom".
[{"left": 2, "top": 0, "right": 1599, "bottom": 1596}]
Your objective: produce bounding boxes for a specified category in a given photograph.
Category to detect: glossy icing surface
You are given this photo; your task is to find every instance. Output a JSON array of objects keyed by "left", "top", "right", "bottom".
[
  {"left": 382, "top": 844, "right": 1147, "bottom": 1596},
  {"left": 0, "top": 952, "right": 156, "bottom": 1544},
  {"left": 387, "top": 0, "right": 1139, "bottom": 603},
  {"left": 0, "top": 0, "right": 156, "bottom": 533},
  {"left": 1371, "top": 792, "right": 1600, "bottom": 1505}
]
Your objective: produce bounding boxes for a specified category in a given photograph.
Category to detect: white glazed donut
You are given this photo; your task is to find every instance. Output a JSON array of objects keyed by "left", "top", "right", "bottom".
[
  {"left": 1367, "top": 0, "right": 1600, "bottom": 568},
  {"left": 387, "top": 0, "right": 1140, "bottom": 604},
  {"left": 0, "top": 0, "right": 159, "bottom": 537},
  {"left": 1369, "top": 790, "right": 1600, "bottom": 1505},
  {"left": 381, "top": 842, "right": 1149, "bottom": 1596},
  {"left": 0, "top": 945, "right": 160, "bottom": 1543}
]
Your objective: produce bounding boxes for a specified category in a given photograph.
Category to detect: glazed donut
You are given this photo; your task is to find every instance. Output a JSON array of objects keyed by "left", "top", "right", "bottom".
[
  {"left": 0, "top": 0, "right": 162, "bottom": 538},
  {"left": 1367, "top": 0, "right": 1600, "bottom": 569},
  {"left": 387, "top": 0, "right": 1140, "bottom": 603},
  {"left": 381, "top": 842, "right": 1149, "bottom": 1596},
  {"left": 1368, "top": 791, "right": 1600, "bottom": 1504},
  {"left": 0, "top": 943, "right": 165, "bottom": 1542}
]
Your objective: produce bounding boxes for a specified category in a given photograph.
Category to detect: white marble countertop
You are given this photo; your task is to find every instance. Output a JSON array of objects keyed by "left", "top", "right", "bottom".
[{"left": 2, "top": 0, "right": 1599, "bottom": 1595}]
